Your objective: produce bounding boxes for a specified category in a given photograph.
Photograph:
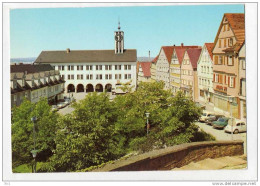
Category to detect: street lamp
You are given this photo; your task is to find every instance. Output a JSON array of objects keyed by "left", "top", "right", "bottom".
[
  {"left": 145, "top": 112, "right": 150, "bottom": 136},
  {"left": 31, "top": 116, "right": 38, "bottom": 173},
  {"left": 228, "top": 96, "right": 234, "bottom": 141}
]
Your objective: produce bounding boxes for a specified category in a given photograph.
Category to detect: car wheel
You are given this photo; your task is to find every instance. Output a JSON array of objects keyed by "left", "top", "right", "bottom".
[{"left": 234, "top": 129, "right": 239, "bottom": 134}]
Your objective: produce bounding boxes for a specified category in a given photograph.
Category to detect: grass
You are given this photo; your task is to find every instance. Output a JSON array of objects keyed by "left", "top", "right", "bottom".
[{"left": 13, "top": 162, "right": 44, "bottom": 173}]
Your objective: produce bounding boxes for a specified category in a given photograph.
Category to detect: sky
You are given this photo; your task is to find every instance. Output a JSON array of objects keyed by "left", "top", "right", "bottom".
[{"left": 10, "top": 4, "right": 245, "bottom": 58}]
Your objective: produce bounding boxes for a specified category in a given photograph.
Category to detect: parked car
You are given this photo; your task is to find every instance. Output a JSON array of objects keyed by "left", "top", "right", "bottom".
[
  {"left": 57, "top": 102, "right": 66, "bottom": 109},
  {"left": 51, "top": 105, "right": 58, "bottom": 112},
  {"left": 205, "top": 114, "right": 224, "bottom": 125},
  {"left": 212, "top": 117, "right": 230, "bottom": 129},
  {"left": 225, "top": 120, "right": 246, "bottom": 134},
  {"left": 195, "top": 102, "right": 206, "bottom": 110},
  {"left": 199, "top": 111, "right": 214, "bottom": 122}
]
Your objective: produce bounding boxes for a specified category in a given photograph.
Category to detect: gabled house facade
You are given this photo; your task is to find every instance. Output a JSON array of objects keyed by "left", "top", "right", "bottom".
[
  {"left": 197, "top": 43, "right": 214, "bottom": 104},
  {"left": 180, "top": 48, "right": 202, "bottom": 101},
  {"left": 212, "top": 13, "right": 245, "bottom": 119},
  {"left": 156, "top": 46, "right": 174, "bottom": 89},
  {"left": 170, "top": 44, "right": 200, "bottom": 95},
  {"left": 238, "top": 42, "right": 246, "bottom": 121},
  {"left": 137, "top": 62, "right": 152, "bottom": 84}
]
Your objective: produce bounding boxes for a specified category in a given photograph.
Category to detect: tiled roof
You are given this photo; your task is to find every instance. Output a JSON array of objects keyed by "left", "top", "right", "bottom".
[
  {"left": 140, "top": 62, "right": 152, "bottom": 77},
  {"left": 152, "top": 55, "right": 159, "bottom": 63},
  {"left": 225, "top": 13, "right": 245, "bottom": 44},
  {"left": 162, "top": 46, "right": 175, "bottom": 63},
  {"left": 174, "top": 46, "right": 201, "bottom": 65},
  {"left": 186, "top": 48, "right": 202, "bottom": 69},
  {"left": 34, "top": 49, "right": 137, "bottom": 63},
  {"left": 205, "top": 43, "right": 214, "bottom": 60},
  {"left": 11, "top": 64, "right": 54, "bottom": 74}
]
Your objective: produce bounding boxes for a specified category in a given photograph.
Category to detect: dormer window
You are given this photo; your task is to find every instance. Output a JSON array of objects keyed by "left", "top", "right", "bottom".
[
  {"left": 13, "top": 81, "right": 17, "bottom": 89},
  {"left": 229, "top": 38, "right": 233, "bottom": 46}
]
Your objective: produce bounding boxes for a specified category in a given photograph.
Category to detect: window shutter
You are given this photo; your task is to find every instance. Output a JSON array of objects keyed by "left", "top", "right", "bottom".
[
  {"left": 224, "top": 75, "right": 226, "bottom": 84},
  {"left": 214, "top": 56, "right": 218, "bottom": 65},
  {"left": 228, "top": 76, "right": 230, "bottom": 87},
  {"left": 232, "top": 56, "right": 234, "bottom": 65},
  {"left": 220, "top": 75, "right": 222, "bottom": 84},
  {"left": 213, "top": 74, "right": 215, "bottom": 82},
  {"left": 233, "top": 77, "right": 236, "bottom": 88}
]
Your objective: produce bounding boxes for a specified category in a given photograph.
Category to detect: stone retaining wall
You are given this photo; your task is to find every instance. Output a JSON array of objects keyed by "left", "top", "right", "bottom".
[{"left": 93, "top": 140, "right": 244, "bottom": 171}]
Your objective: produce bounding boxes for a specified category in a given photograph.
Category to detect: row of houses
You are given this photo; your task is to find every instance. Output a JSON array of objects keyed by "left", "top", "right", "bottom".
[
  {"left": 10, "top": 64, "right": 65, "bottom": 108},
  {"left": 137, "top": 13, "right": 246, "bottom": 122}
]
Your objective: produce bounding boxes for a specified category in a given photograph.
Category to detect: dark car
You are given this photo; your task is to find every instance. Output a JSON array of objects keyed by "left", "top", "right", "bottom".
[
  {"left": 212, "top": 117, "right": 230, "bottom": 129},
  {"left": 205, "top": 114, "right": 224, "bottom": 125}
]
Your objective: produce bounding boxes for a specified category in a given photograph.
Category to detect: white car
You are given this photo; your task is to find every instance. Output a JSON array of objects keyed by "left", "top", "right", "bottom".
[
  {"left": 199, "top": 111, "right": 215, "bottom": 122},
  {"left": 225, "top": 120, "right": 246, "bottom": 134}
]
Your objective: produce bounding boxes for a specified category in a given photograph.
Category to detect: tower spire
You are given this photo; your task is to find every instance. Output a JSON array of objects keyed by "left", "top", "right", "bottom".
[{"left": 118, "top": 17, "right": 121, "bottom": 30}]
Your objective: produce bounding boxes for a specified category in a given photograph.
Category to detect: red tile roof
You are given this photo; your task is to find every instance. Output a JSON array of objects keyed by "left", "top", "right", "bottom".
[
  {"left": 205, "top": 43, "right": 214, "bottom": 60},
  {"left": 139, "top": 62, "right": 152, "bottom": 77},
  {"left": 162, "top": 46, "right": 175, "bottom": 63},
  {"left": 225, "top": 13, "right": 245, "bottom": 43},
  {"left": 186, "top": 48, "right": 202, "bottom": 69},
  {"left": 152, "top": 55, "right": 159, "bottom": 63},
  {"left": 174, "top": 46, "right": 201, "bottom": 65}
]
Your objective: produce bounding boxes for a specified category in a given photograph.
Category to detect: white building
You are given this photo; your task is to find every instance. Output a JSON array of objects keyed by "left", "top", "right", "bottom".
[
  {"left": 197, "top": 43, "right": 214, "bottom": 104},
  {"left": 155, "top": 46, "right": 174, "bottom": 89},
  {"left": 34, "top": 23, "right": 137, "bottom": 93}
]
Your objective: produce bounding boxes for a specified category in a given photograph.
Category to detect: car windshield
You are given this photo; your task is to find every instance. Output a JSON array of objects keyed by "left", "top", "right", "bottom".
[{"left": 218, "top": 118, "right": 225, "bottom": 122}]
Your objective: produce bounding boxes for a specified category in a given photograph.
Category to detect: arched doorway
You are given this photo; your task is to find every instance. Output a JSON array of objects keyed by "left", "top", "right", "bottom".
[
  {"left": 77, "top": 84, "right": 84, "bottom": 93},
  {"left": 86, "top": 84, "right": 94, "bottom": 92},
  {"left": 105, "top": 84, "right": 112, "bottom": 92},
  {"left": 95, "top": 84, "right": 103, "bottom": 92},
  {"left": 67, "top": 84, "right": 75, "bottom": 93}
]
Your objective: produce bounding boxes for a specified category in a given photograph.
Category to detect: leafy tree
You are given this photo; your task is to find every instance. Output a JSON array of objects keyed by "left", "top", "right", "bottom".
[
  {"left": 41, "top": 93, "right": 121, "bottom": 172},
  {"left": 11, "top": 98, "right": 59, "bottom": 169}
]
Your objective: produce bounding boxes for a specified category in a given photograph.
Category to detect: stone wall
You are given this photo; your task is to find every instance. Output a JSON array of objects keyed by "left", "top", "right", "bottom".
[{"left": 93, "top": 140, "right": 244, "bottom": 172}]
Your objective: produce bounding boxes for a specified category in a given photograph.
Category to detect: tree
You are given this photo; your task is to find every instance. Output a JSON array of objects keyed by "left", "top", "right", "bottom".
[
  {"left": 113, "top": 82, "right": 203, "bottom": 152},
  {"left": 41, "top": 93, "right": 121, "bottom": 172},
  {"left": 11, "top": 98, "right": 59, "bottom": 169}
]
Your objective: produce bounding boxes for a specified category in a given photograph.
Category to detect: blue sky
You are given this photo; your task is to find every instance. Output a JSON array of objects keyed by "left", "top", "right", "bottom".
[{"left": 10, "top": 4, "right": 244, "bottom": 58}]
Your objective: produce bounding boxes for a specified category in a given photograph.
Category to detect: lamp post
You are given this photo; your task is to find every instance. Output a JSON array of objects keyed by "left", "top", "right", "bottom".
[
  {"left": 228, "top": 96, "right": 234, "bottom": 141},
  {"left": 145, "top": 112, "right": 150, "bottom": 136},
  {"left": 31, "top": 116, "right": 38, "bottom": 173}
]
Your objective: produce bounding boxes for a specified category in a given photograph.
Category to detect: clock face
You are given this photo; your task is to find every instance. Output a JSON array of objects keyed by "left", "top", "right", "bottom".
[{"left": 115, "top": 33, "right": 123, "bottom": 41}]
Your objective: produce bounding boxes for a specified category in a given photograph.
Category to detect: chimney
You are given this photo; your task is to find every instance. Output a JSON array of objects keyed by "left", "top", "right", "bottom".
[
  {"left": 66, "top": 48, "right": 70, "bottom": 53},
  {"left": 181, "top": 43, "right": 184, "bottom": 47},
  {"left": 173, "top": 44, "right": 176, "bottom": 46}
]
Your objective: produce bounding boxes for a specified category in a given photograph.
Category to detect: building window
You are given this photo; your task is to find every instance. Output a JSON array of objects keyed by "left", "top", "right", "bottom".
[
  {"left": 96, "top": 65, "right": 98, "bottom": 70},
  {"left": 128, "top": 74, "right": 131, "bottom": 79},
  {"left": 124, "top": 65, "right": 127, "bottom": 70},
  {"left": 109, "top": 74, "right": 112, "bottom": 79},
  {"left": 105, "top": 74, "right": 108, "bottom": 79},
  {"left": 215, "top": 74, "right": 219, "bottom": 82},
  {"left": 243, "top": 101, "right": 246, "bottom": 118},
  {"left": 62, "top": 66, "right": 64, "bottom": 70},
  {"left": 228, "top": 56, "right": 234, "bottom": 66},
  {"left": 58, "top": 66, "right": 61, "bottom": 70},
  {"left": 229, "top": 38, "right": 233, "bottom": 47},
  {"left": 128, "top": 65, "right": 131, "bottom": 70},
  {"left": 68, "top": 75, "right": 70, "bottom": 80},
  {"left": 77, "top": 65, "right": 83, "bottom": 70},
  {"left": 219, "top": 39, "right": 221, "bottom": 48},
  {"left": 14, "top": 95, "right": 17, "bottom": 102},
  {"left": 71, "top": 66, "right": 74, "bottom": 70},
  {"left": 124, "top": 74, "right": 127, "bottom": 79},
  {"left": 241, "top": 60, "right": 246, "bottom": 70},
  {"left": 71, "top": 75, "right": 74, "bottom": 80},
  {"left": 86, "top": 65, "right": 93, "bottom": 70},
  {"left": 68, "top": 66, "right": 71, "bottom": 71},
  {"left": 223, "top": 25, "right": 226, "bottom": 31},
  {"left": 230, "top": 77, "right": 235, "bottom": 88},
  {"left": 218, "top": 56, "right": 223, "bottom": 65}
]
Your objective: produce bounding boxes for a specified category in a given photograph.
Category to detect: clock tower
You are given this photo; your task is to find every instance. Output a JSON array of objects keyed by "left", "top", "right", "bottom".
[{"left": 114, "top": 21, "right": 124, "bottom": 54}]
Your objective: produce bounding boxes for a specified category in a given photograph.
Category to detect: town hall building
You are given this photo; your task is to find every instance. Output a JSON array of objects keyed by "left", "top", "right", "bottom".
[{"left": 34, "top": 23, "right": 137, "bottom": 93}]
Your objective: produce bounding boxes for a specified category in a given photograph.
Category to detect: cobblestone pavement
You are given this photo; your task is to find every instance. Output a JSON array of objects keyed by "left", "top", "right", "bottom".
[{"left": 195, "top": 121, "right": 247, "bottom": 154}]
